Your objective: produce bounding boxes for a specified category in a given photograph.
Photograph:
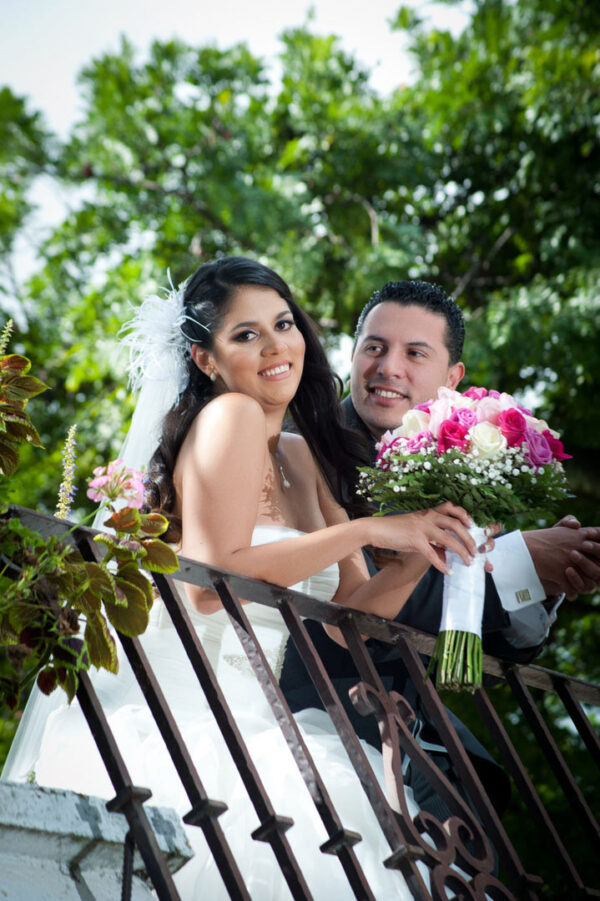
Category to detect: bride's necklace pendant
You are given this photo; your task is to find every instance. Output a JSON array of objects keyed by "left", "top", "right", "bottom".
[
  {"left": 278, "top": 463, "right": 291, "bottom": 489},
  {"left": 270, "top": 446, "right": 291, "bottom": 489}
]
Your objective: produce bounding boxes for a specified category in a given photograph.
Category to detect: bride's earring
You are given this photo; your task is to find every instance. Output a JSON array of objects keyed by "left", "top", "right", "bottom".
[{"left": 209, "top": 370, "right": 217, "bottom": 382}]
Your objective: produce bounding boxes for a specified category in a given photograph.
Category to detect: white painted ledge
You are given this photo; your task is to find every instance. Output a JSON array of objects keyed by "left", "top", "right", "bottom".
[{"left": 0, "top": 781, "right": 193, "bottom": 900}]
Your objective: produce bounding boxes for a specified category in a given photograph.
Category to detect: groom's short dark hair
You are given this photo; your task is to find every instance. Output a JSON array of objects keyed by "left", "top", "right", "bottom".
[{"left": 353, "top": 280, "right": 465, "bottom": 364}]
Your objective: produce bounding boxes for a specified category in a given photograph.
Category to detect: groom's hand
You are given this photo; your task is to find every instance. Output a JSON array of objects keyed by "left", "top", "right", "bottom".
[
  {"left": 553, "top": 515, "right": 600, "bottom": 598},
  {"left": 523, "top": 518, "right": 600, "bottom": 600}
]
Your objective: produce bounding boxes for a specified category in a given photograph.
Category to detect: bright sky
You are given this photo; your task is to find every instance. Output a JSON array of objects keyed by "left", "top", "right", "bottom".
[{"left": 1, "top": 0, "right": 467, "bottom": 135}]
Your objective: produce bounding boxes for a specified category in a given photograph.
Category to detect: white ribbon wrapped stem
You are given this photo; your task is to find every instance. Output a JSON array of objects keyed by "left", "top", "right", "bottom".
[{"left": 440, "top": 525, "right": 487, "bottom": 634}]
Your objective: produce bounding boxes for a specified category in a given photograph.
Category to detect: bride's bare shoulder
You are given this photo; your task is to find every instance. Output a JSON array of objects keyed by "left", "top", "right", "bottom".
[{"left": 188, "top": 393, "right": 266, "bottom": 437}]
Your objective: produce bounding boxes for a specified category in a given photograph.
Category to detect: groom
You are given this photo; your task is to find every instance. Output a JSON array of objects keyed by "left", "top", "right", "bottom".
[{"left": 279, "top": 279, "right": 600, "bottom": 818}]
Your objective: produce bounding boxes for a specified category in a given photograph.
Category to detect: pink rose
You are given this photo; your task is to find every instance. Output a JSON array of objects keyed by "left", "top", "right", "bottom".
[
  {"left": 476, "top": 396, "right": 502, "bottom": 425},
  {"left": 462, "top": 386, "right": 488, "bottom": 400},
  {"left": 405, "top": 430, "right": 434, "bottom": 453},
  {"left": 488, "top": 389, "right": 501, "bottom": 399},
  {"left": 437, "top": 419, "right": 469, "bottom": 454},
  {"left": 498, "top": 408, "right": 528, "bottom": 447},
  {"left": 451, "top": 407, "right": 478, "bottom": 430},
  {"left": 524, "top": 428, "right": 553, "bottom": 468},
  {"left": 542, "top": 430, "right": 572, "bottom": 462}
]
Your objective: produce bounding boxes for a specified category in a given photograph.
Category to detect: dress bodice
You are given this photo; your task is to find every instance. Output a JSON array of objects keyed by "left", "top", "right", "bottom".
[{"left": 142, "top": 524, "right": 339, "bottom": 686}]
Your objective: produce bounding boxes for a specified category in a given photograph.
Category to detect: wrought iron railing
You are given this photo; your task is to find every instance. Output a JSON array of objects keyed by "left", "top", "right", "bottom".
[{"left": 5, "top": 508, "right": 600, "bottom": 900}]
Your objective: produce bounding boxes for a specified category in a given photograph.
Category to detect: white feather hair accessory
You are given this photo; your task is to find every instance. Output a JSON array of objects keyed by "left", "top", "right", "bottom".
[
  {"left": 114, "top": 274, "right": 191, "bottom": 475},
  {"left": 119, "top": 274, "right": 189, "bottom": 396}
]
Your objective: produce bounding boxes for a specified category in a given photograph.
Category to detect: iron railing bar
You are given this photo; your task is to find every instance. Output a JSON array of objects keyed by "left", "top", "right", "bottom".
[
  {"left": 151, "top": 572, "right": 312, "bottom": 901},
  {"left": 212, "top": 580, "right": 379, "bottom": 901},
  {"left": 11, "top": 508, "right": 600, "bottom": 705},
  {"left": 505, "top": 668, "right": 600, "bottom": 855},
  {"left": 75, "top": 670, "right": 180, "bottom": 901},
  {"left": 553, "top": 677, "right": 600, "bottom": 769},
  {"left": 384, "top": 631, "right": 540, "bottom": 900},
  {"left": 76, "top": 533, "right": 252, "bottom": 901},
  {"left": 472, "top": 686, "right": 587, "bottom": 892}
]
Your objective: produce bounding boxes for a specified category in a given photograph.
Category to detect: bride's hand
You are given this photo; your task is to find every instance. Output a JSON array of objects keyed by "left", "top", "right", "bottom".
[{"left": 365, "top": 502, "right": 478, "bottom": 575}]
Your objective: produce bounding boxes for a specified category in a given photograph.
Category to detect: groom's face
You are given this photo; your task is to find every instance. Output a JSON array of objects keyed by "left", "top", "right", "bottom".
[{"left": 350, "top": 302, "right": 464, "bottom": 440}]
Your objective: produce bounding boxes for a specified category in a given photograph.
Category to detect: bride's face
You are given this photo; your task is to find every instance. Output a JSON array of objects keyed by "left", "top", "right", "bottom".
[{"left": 202, "top": 286, "right": 306, "bottom": 410}]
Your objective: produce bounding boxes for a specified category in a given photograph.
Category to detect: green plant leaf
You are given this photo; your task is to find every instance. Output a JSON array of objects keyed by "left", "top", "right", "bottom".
[
  {"left": 103, "top": 506, "right": 142, "bottom": 534},
  {"left": 83, "top": 561, "right": 115, "bottom": 600},
  {"left": 116, "top": 561, "right": 154, "bottom": 608},
  {"left": 138, "top": 512, "right": 169, "bottom": 537},
  {"left": 140, "top": 539, "right": 179, "bottom": 573},
  {"left": 104, "top": 581, "right": 150, "bottom": 636},
  {"left": 84, "top": 612, "right": 118, "bottom": 672}
]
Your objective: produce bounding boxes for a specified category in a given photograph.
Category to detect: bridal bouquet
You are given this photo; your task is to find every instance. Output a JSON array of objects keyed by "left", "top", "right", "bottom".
[{"left": 357, "top": 386, "right": 571, "bottom": 691}]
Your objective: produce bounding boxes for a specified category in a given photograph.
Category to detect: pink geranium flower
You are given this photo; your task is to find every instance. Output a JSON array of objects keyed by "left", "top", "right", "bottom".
[{"left": 87, "top": 459, "right": 146, "bottom": 508}]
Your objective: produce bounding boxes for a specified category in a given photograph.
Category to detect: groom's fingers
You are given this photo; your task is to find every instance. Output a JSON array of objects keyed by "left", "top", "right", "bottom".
[
  {"left": 566, "top": 548, "right": 600, "bottom": 594},
  {"left": 554, "top": 514, "right": 581, "bottom": 530}
]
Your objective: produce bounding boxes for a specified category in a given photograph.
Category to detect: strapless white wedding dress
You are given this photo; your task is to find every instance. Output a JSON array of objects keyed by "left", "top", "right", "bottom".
[{"left": 14, "top": 526, "right": 423, "bottom": 899}]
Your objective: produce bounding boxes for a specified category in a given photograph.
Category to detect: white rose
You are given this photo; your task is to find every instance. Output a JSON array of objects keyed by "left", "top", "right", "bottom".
[
  {"left": 525, "top": 415, "right": 558, "bottom": 437},
  {"left": 469, "top": 422, "right": 507, "bottom": 459},
  {"left": 498, "top": 391, "right": 519, "bottom": 410},
  {"left": 395, "top": 409, "right": 431, "bottom": 438}
]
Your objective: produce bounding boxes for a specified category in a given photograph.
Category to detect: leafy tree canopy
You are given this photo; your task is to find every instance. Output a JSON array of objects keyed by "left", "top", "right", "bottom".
[{"left": 0, "top": 6, "right": 598, "bottom": 889}]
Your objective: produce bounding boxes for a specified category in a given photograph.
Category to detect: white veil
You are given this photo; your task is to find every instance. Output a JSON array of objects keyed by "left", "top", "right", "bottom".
[{"left": 1, "top": 278, "right": 191, "bottom": 783}]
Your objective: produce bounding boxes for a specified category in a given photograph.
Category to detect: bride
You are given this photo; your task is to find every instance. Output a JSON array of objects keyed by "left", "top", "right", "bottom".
[{"left": 4, "top": 257, "right": 479, "bottom": 899}]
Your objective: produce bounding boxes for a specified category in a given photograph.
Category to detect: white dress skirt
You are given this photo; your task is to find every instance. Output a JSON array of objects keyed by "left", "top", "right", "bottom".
[{"left": 10, "top": 526, "right": 427, "bottom": 899}]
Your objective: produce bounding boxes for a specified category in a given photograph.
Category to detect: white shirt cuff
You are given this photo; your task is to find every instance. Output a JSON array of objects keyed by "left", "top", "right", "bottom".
[
  {"left": 487, "top": 530, "right": 546, "bottom": 612},
  {"left": 502, "top": 603, "right": 552, "bottom": 648}
]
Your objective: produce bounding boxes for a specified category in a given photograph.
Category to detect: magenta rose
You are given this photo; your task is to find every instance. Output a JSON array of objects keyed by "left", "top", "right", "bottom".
[
  {"left": 542, "top": 430, "right": 572, "bottom": 461},
  {"left": 451, "top": 407, "right": 478, "bottom": 429},
  {"left": 437, "top": 419, "right": 469, "bottom": 454},
  {"left": 414, "top": 399, "right": 433, "bottom": 413},
  {"left": 524, "top": 428, "right": 553, "bottom": 468},
  {"left": 498, "top": 408, "right": 528, "bottom": 447},
  {"left": 462, "top": 386, "right": 488, "bottom": 400},
  {"left": 406, "top": 430, "right": 434, "bottom": 453},
  {"left": 488, "top": 389, "right": 501, "bottom": 399}
]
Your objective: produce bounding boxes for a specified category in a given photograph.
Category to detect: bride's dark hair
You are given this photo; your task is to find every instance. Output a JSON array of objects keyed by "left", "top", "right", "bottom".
[{"left": 145, "top": 257, "right": 369, "bottom": 534}]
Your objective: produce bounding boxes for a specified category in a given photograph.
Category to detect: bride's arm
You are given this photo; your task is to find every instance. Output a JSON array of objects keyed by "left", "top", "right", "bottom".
[
  {"left": 177, "top": 393, "right": 475, "bottom": 612},
  {"left": 316, "top": 468, "right": 448, "bottom": 624}
]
